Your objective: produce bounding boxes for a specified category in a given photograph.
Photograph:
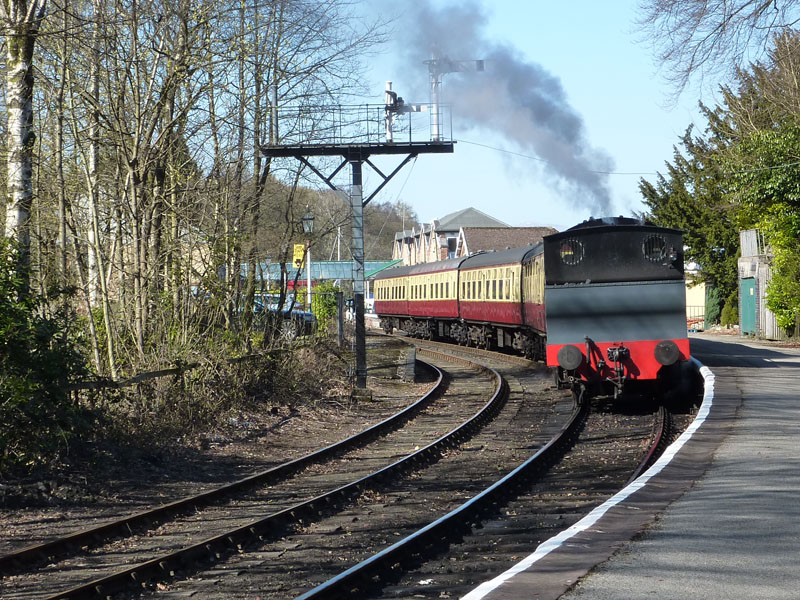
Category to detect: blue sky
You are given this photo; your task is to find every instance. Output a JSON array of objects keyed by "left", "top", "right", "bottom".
[{"left": 349, "top": 0, "right": 709, "bottom": 231}]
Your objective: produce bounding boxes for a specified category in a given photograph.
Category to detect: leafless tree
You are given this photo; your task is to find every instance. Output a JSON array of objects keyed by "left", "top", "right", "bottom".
[
  {"left": 2, "top": 0, "right": 387, "bottom": 374},
  {"left": 0, "top": 0, "right": 48, "bottom": 293},
  {"left": 639, "top": 0, "right": 800, "bottom": 93}
]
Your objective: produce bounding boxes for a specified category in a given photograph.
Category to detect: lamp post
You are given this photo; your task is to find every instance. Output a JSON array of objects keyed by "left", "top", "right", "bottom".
[{"left": 302, "top": 206, "right": 314, "bottom": 309}]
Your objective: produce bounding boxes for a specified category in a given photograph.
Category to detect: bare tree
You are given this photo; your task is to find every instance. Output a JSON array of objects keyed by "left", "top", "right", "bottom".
[
  {"left": 0, "top": 0, "right": 48, "bottom": 293},
  {"left": 1, "top": 0, "right": 387, "bottom": 373},
  {"left": 639, "top": 0, "right": 800, "bottom": 93}
]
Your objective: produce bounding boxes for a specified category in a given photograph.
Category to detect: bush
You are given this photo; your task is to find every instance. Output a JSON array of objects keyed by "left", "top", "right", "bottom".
[
  {"left": 720, "top": 292, "right": 739, "bottom": 328},
  {"left": 705, "top": 286, "right": 722, "bottom": 326},
  {"left": 0, "top": 240, "right": 91, "bottom": 475},
  {"left": 311, "top": 282, "right": 340, "bottom": 330}
]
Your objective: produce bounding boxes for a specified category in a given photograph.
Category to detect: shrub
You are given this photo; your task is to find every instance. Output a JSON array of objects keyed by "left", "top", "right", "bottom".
[
  {"left": 705, "top": 286, "right": 722, "bottom": 325},
  {"left": 720, "top": 292, "right": 739, "bottom": 328},
  {"left": 0, "top": 240, "right": 91, "bottom": 475},
  {"left": 311, "top": 282, "right": 340, "bottom": 330}
]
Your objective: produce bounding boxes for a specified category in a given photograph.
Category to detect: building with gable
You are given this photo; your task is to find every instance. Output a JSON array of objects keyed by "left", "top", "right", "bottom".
[{"left": 391, "top": 207, "right": 556, "bottom": 265}]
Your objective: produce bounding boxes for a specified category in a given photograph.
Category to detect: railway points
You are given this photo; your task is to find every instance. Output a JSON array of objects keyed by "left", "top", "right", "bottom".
[{"left": 461, "top": 332, "right": 800, "bottom": 600}]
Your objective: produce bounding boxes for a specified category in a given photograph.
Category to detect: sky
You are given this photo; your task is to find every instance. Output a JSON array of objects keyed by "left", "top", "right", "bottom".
[{"left": 342, "top": 0, "right": 709, "bottom": 232}]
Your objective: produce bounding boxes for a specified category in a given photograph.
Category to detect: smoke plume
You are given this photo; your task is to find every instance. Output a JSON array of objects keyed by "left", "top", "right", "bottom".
[{"left": 394, "top": 1, "right": 615, "bottom": 215}]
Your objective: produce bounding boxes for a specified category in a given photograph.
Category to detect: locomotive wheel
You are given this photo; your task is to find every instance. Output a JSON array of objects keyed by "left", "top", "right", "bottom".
[{"left": 554, "top": 367, "right": 571, "bottom": 390}]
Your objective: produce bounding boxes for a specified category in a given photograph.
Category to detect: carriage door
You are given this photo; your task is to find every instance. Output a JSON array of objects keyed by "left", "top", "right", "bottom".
[{"left": 740, "top": 277, "right": 756, "bottom": 335}]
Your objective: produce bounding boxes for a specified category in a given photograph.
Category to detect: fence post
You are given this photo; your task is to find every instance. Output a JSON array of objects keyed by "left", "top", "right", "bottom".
[{"left": 336, "top": 291, "right": 344, "bottom": 348}]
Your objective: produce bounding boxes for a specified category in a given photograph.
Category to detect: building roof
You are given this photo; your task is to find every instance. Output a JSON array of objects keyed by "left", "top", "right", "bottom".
[
  {"left": 244, "top": 260, "right": 398, "bottom": 282},
  {"left": 436, "top": 207, "right": 509, "bottom": 231},
  {"left": 365, "top": 259, "right": 403, "bottom": 278},
  {"left": 461, "top": 226, "right": 557, "bottom": 253}
]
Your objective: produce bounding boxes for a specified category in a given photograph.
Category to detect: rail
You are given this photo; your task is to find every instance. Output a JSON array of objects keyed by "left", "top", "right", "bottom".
[
  {"left": 295, "top": 386, "right": 586, "bottom": 599},
  {"left": 20, "top": 354, "right": 506, "bottom": 600},
  {"left": 0, "top": 359, "right": 443, "bottom": 575}
]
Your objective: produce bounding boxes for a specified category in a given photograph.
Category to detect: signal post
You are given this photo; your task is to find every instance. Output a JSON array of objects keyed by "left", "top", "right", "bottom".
[{"left": 262, "top": 88, "right": 454, "bottom": 388}]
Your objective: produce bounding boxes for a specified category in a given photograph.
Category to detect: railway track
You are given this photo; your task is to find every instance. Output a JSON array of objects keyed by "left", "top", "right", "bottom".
[
  {"left": 0, "top": 347, "right": 508, "bottom": 600},
  {"left": 2, "top": 338, "right": 680, "bottom": 600},
  {"left": 143, "top": 347, "right": 577, "bottom": 598},
  {"left": 294, "top": 343, "right": 679, "bottom": 600}
]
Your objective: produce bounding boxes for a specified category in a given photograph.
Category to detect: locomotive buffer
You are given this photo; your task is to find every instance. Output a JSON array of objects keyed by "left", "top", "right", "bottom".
[{"left": 261, "top": 86, "right": 454, "bottom": 388}]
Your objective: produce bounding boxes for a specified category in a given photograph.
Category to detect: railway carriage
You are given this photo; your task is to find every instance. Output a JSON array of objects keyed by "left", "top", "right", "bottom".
[
  {"left": 375, "top": 257, "right": 464, "bottom": 339},
  {"left": 374, "top": 216, "right": 690, "bottom": 398},
  {"left": 373, "top": 264, "right": 410, "bottom": 319},
  {"left": 457, "top": 247, "right": 540, "bottom": 350}
]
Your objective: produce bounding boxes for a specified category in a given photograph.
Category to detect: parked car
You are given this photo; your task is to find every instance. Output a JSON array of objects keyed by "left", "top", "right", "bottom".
[{"left": 254, "top": 298, "right": 316, "bottom": 339}]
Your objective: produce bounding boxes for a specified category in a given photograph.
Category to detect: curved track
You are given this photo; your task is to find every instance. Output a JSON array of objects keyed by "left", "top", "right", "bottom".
[
  {"left": 1, "top": 362, "right": 444, "bottom": 578},
  {"left": 148, "top": 346, "right": 576, "bottom": 599},
  {"left": 1, "top": 352, "right": 507, "bottom": 600},
  {"left": 2, "top": 339, "right": 676, "bottom": 600},
  {"left": 298, "top": 344, "right": 675, "bottom": 600}
]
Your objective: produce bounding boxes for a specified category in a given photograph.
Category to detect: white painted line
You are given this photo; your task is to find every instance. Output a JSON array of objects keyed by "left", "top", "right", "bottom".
[{"left": 462, "top": 360, "right": 715, "bottom": 599}]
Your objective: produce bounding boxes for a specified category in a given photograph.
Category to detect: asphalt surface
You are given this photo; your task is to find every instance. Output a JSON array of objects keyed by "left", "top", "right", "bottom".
[{"left": 460, "top": 333, "right": 800, "bottom": 600}]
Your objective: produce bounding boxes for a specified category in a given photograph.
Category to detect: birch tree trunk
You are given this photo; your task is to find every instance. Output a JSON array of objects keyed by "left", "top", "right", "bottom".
[
  {"left": 55, "top": 0, "right": 67, "bottom": 286},
  {"left": 0, "top": 0, "right": 48, "bottom": 295}
]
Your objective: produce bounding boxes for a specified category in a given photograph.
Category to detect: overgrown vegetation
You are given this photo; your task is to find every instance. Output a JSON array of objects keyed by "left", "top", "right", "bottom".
[
  {"left": 0, "top": 1, "right": 407, "bottom": 480},
  {"left": 640, "top": 30, "right": 800, "bottom": 336},
  {"left": 92, "top": 338, "right": 353, "bottom": 452},
  {"left": 0, "top": 241, "right": 91, "bottom": 474}
]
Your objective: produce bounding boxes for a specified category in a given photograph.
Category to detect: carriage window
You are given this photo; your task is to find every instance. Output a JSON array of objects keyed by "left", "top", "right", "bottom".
[
  {"left": 492, "top": 280, "right": 497, "bottom": 299},
  {"left": 499, "top": 280, "right": 504, "bottom": 299}
]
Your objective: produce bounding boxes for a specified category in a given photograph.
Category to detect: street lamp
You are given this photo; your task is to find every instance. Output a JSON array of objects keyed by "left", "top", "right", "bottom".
[
  {"left": 301, "top": 207, "right": 314, "bottom": 235},
  {"left": 302, "top": 207, "right": 314, "bottom": 308}
]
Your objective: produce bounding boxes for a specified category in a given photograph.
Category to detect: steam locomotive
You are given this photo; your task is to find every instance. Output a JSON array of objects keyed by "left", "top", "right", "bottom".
[{"left": 373, "top": 217, "right": 690, "bottom": 398}]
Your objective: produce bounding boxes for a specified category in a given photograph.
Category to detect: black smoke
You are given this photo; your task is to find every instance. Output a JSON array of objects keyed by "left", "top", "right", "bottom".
[{"left": 393, "top": 1, "right": 615, "bottom": 215}]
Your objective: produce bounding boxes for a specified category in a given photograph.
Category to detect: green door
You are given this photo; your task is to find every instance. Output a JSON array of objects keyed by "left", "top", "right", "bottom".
[{"left": 740, "top": 278, "right": 756, "bottom": 335}]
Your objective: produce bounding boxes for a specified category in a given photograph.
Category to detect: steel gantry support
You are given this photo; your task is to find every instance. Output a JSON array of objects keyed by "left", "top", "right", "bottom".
[{"left": 262, "top": 142, "right": 453, "bottom": 388}]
